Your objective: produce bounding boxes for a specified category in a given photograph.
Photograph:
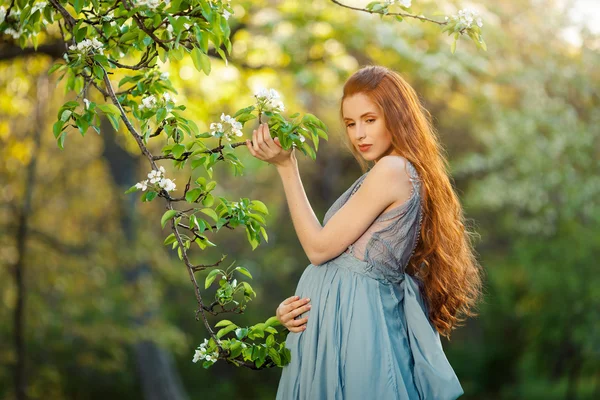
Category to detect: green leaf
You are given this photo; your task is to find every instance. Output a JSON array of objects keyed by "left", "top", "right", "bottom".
[
  {"left": 242, "top": 282, "right": 256, "bottom": 298},
  {"left": 250, "top": 200, "right": 269, "bottom": 215},
  {"left": 56, "top": 131, "right": 66, "bottom": 149},
  {"left": 259, "top": 226, "right": 269, "bottom": 242},
  {"left": 215, "top": 319, "right": 236, "bottom": 328},
  {"left": 142, "top": 191, "right": 157, "bottom": 202},
  {"left": 163, "top": 233, "right": 177, "bottom": 245},
  {"left": 191, "top": 47, "right": 211, "bottom": 75},
  {"left": 200, "top": 208, "right": 219, "bottom": 222},
  {"left": 248, "top": 213, "right": 266, "bottom": 225},
  {"left": 185, "top": 188, "right": 203, "bottom": 203},
  {"left": 161, "top": 210, "right": 178, "bottom": 228},
  {"left": 235, "top": 327, "right": 249, "bottom": 340},
  {"left": 156, "top": 107, "right": 167, "bottom": 122},
  {"left": 172, "top": 144, "right": 186, "bottom": 159},
  {"left": 124, "top": 184, "right": 139, "bottom": 194},
  {"left": 97, "top": 104, "right": 120, "bottom": 116},
  {"left": 205, "top": 268, "right": 221, "bottom": 289},
  {"left": 451, "top": 39, "right": 457, "bottom": 54},
  {"left": 216, "top": 324, "right": 238, "bottom": 339},
  {"left": 266, "top": 334, "right": 275, "bottom": 347},
  {"left": 235, "top": 267, "right": 253, "bottom": 279},
  {"left": 73, "top": 0, "right": 84, "bottom": 14},
  {"left": 233, "top": 106, "right": 255, "bottom": 118},
  {"left": 230, "top": 341, "right": 243, "bottom": 358},
  {"left": 106, "top": 114, "right": 120, "bottom": 131},
  {"left": 48, "top": 63, "right": 65, "bottom": 75},
  {"left": 60, "top": 110, "right": 72, "bottom": 122},
  {"left": 53, "top": 120, "right": 64, "bottom": 138},
  {"left": 265, "top": 316, "right": 281, "bottom": 327}
]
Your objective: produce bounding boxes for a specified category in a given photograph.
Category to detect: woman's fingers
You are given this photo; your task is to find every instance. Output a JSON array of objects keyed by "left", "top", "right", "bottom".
[
  {"left": 289, "top": 316, "right": 308, "bottom": 327},
  {"left": 281, "top": 304, "right": 311, "bottom": 324},
  {"left": 252, "top": 128, "right": 261, "bottom": 154},
  {"left": 246, "top": 138, "right": 256, "bottom": 156},
  {"left": 281, "top": 298, "right": 310, "bottom": 318},
  {"left": 290, "top": 304, "right": 311, "bottom": 318},
  {"left": 282, "top": 295, "right": 300, "bottom": 306},
  {"left": 260, "top": 123, "right": 276, "bottom": 150}
]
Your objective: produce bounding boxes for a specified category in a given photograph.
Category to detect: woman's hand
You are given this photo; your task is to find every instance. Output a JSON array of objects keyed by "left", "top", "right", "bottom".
[
  {"left": 246, "top": 123, "right": 295, "bottom": 167},
  {"left": 276, "top": 295, "right": 311, "bottom": 333}
]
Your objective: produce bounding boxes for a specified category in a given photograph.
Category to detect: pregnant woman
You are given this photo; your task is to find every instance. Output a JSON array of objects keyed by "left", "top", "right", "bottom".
[{"left": 246, "top": 65, "right": 483, "bottom": 400}]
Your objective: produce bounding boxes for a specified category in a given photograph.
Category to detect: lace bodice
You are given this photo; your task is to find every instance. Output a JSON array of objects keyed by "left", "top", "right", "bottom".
[{"left": 322, "top": 159, "right": 424, "bottom": 283}]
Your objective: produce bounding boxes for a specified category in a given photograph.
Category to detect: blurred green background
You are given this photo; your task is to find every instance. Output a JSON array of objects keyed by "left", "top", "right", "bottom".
[{"left": 1, "top": 0, "right": 599, "bottom": 399}]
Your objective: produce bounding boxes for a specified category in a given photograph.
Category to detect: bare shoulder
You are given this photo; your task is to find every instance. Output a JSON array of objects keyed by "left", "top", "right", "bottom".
[
  {"left": 366, "top": 155, "right": 413, "bottom": 201},
  {"left": 370, "top": 155, "right": 411, "bottom": 182}
]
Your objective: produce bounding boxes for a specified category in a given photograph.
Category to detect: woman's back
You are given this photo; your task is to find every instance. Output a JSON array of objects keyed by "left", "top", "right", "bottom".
[{"left": 323, "top": 158, "right": 424, "bottom": 284}]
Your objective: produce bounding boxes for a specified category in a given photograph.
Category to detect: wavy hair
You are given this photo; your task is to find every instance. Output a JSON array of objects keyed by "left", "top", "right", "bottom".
[{"left": 340, "top": 65, "right": 483, "bottom": 338}]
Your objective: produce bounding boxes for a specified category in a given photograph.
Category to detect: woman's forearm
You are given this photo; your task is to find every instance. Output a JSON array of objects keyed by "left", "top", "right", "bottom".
[{"left": 276, "top": 158, "right": 323, "bottom": 263}]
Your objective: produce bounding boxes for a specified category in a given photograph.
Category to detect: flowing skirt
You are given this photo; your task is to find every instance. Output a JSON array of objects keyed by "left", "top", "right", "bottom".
[{"left": 276, "top": 251, "right": 463, "bottom": 400}]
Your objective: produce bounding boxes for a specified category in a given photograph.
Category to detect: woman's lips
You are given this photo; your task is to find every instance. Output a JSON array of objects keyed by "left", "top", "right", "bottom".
[{"left": 358, "top": 144, "right": 372, "bottom": 152}]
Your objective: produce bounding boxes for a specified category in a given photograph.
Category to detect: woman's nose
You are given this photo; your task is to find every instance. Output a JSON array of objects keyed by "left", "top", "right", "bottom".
[{"left": 355, "top": 123, "right": 366, "bottom": 139}]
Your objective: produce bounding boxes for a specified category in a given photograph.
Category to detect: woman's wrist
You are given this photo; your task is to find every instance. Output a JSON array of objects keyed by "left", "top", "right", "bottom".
[{"left": 274, "top": 153, "right": 298, "bottom": 170}]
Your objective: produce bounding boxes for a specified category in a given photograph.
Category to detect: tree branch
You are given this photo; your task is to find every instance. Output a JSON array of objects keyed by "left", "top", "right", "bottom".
[{"left": 329, "top": 0, "right": 447, "bottom": 25}]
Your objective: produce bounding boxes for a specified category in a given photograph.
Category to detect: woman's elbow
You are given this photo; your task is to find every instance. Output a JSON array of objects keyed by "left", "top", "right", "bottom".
[{"left": 308, "top": 248, "right": 331, "bottom": 266}]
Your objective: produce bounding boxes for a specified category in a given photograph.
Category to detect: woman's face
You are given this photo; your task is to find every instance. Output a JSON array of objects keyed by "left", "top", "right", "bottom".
[{"left": 342, "top": 92, "right": 398, "bottom": 163}]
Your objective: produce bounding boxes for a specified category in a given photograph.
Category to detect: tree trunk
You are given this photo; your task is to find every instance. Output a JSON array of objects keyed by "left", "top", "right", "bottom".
[
  {"left": 12, "top": 74, "right": 47, "bottom": 400},
  {"left": 100, "top": 118, "right": 189, "bottom": 400}
]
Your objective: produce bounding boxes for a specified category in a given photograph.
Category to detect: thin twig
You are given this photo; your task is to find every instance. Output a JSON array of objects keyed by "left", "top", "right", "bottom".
[{"left": 329, "top": 0, "right": 447, "bottom": 26}]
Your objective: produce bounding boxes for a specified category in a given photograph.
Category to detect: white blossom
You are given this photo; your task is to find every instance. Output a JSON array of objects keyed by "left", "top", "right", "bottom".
[
  {"left": 192, "top": 349, "right": 204, "bottom": 363},
  {"left": 133, "top": 0, "right": 162, "bottom": 10},
  {"left": 135, "top": 180, "right": 148, "bottom": 191},
  {"left": 69, "top": 38, "right": 104, "bottom": 55},
  {"left": 139, "top": 95, "right": 157, "bottom": 110},
  {"left": 386, "top": 0, "right": 411, "bottom": 7},
  {"left": 0, "top": 7, "right": 6, "bottom": 24},
  {"left": 166, "top": 24, "right": 173, "bottom": 33},
  {"left": 449, "top": 8, "right": 483, "bottom": 29},
  {"left": 31, "top": 2, "right": 47, "bottom": 14},
  {"left": 4, "top": 28, "right": 21, "bottom": 40},
  {"left": 223, "top": 9, "right": 232, "bottom": 20},
  {"left": 254, "top": 88, "right": 285, "bottom": 113},
  {"left": 192, "top": 338, "right": 219, "bottom": 364},
  {"left": 160, "top": 71, "right": 170, "bottom": 80},
  {"left": 83, "top": 98, "right": 91, "bottom": 110},
  {"left": 102, "top": 12, "right": 115, "bottom": 22},
  {"left": 299, "top": 135, "right": 305, "bottom": 143},
  {"left": 136, "top": 167, "right": 176, "bottom": 193},
  {"left": 158, "top": 178, "right": 176, "bottom": 192},
  {"left": 209, "top": 113, "right": 243, "bottom": 141}
]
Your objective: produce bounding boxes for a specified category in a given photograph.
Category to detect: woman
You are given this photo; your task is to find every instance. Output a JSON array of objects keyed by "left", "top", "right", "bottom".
[{"left": 246, "top": 65, "right": 482, "bottom": 400}]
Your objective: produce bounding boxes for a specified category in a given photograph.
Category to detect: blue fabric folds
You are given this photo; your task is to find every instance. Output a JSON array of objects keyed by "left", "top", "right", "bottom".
[
  {"left": 276, "top": 252, "right": 463, "bottom": 400},
  {"left": 402, "top": 273, "right": 464, "bottom": 400}
]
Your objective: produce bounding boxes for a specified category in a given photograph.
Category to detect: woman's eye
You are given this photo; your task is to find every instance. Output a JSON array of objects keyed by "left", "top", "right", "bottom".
[
  {"left": 366, "top": 119, "right": 375, "bottom": 123},
  {"left": 346, "top": 123, "right": 355, "bottom": 128}
]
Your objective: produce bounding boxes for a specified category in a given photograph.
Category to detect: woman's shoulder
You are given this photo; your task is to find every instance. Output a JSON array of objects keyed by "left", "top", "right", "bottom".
[{"left": 366, "top": 155, "right": 417, "bottom": 185}]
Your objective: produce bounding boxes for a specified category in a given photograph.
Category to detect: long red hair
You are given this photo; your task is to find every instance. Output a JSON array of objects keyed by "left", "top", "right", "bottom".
[{"left": 340, "top": 65, "right": 483, "bottom": 338}]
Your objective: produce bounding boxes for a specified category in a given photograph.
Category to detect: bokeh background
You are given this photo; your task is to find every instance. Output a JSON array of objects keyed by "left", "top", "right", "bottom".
[{"left": 1, "top": 0, "right": 599, "bottom": 399}]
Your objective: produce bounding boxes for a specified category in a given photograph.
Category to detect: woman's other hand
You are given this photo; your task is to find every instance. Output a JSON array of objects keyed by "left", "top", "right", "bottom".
[
  {"left": 276, "top": 295, "right": 311, "bottom": 333},
  {"left": 246, "top": 123, "right": 295, "bottom": 167}
]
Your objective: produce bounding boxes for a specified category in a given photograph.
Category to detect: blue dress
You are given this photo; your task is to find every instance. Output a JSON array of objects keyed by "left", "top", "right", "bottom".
[{"left": 276, "top": 159, "right": 463, "bottom": 400}]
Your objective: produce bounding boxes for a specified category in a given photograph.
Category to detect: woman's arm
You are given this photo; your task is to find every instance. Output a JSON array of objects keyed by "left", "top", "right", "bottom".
[{"left": 247, "top": 124, "right": 413, "bottom": 265}]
